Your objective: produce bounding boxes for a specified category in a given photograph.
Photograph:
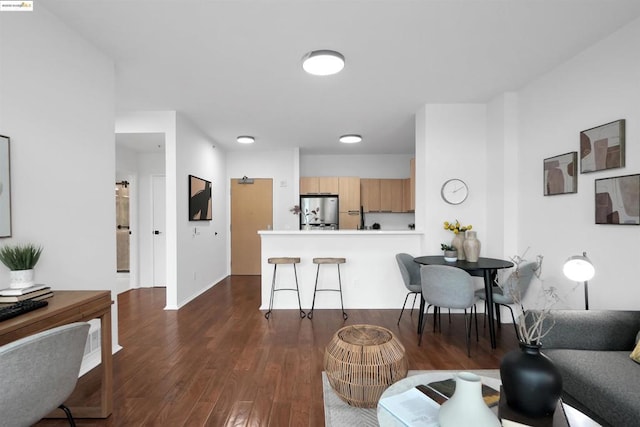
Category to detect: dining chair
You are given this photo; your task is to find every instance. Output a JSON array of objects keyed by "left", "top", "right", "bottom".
[
  {"left": 476, "top": 262, "right": 537, "bottom": 341},
  {"left": 419, "top": 265, "right": 478, "bottom": 357},
  {"left": 395, "top": 253, "right": 422, "bottom": 325},
  {"left": 0, "top": 322, "right": 90, "bottom": 427}
]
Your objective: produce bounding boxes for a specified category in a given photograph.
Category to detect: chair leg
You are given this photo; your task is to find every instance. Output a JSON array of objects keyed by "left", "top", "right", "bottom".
[
  {"left": 474, "top": 304, "right": 479, "bottom": 341},
  {"left": 307, "top": 264, "right": 321, "bottom": 320},
  {"left": 293, "top": 264, "right": 306, "bottom": 319},
  {"left": 503, "top": 303, "right": 521, "bottom": 341},
  {"left": 58, "top": 404, "right": 76, "bottom": 427},
  {"left": 410, "top": 292, "right": 418, "bottom": 316},
  {"left": 336, "top": 264, "right": 348, "bottom": 320},
  {"left": 397, "top": 292, "right": 412, "bottom": 325},
  {"left": 419, "top": 305, "right": 433, "bottom": 346},
  {"left": 264, "top": 264, "right": 278, "bottom": 320},
  {"left": 464, "top": 309, "right": 471, "bottom": 358}
]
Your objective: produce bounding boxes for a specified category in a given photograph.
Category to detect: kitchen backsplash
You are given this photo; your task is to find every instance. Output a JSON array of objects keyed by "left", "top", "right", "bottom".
[{"left": 364, "top": 212, "right": 415, "bottom": 230}]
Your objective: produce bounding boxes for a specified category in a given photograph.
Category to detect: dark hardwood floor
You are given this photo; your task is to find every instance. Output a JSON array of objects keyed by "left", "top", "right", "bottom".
[{"left": 36, "top": 275, "right": 518, "bottom": 426}]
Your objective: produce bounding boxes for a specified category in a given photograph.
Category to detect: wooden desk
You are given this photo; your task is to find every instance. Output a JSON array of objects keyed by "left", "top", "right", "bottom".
[
  {"left": 414, "top": 256, "right": 514, "bottom": 349},
  {"left": 0, "top": 290, "right": 113, "bottom": 418}
]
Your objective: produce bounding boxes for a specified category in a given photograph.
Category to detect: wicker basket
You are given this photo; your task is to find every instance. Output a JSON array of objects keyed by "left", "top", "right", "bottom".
[{"left": 324, "top": 324, "right": 408, "bottom": 408}]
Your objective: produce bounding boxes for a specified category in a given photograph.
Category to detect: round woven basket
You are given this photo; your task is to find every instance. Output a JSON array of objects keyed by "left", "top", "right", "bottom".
[{"left": 324, "top": 324, "right": 408, "bottom": 408}]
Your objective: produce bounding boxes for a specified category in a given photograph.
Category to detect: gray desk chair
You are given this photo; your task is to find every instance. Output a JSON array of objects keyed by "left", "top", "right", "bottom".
[
  {"left": 475, "top": 261, "right": 537, "bottom": 341},
  {"left": 395, "top": 253, "right": 422, "bottom": 325},
  {"left": 420, "top": 265, "right": 478, "bottom": 357},
  {"left": 0, "top": 322, "right": 90, "bottom": 427}
]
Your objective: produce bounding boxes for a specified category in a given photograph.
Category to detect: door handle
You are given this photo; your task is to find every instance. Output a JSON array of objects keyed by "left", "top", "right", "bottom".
[
  {"left": 117, "top": 225, "right": 130, "bottom": 230},
  {"left": 154, "top": 230, "right": 161, "bottom": 235}
]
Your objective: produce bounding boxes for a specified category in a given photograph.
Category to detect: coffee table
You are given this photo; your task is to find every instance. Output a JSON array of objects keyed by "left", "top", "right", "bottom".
[{"left": 377, "top": 370, "right": 601, "bottom": 427}]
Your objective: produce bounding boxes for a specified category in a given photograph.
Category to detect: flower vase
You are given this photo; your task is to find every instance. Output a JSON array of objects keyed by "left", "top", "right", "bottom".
[
  {"left": 444, "top": 250, "right": 458, "bottom": 262},
  {"left": 500, "top": 342, "right": 563, "bottom": 418},
  {"left": 451, "top": 232, "right": 466, "bottom": 260},
  {"left": 438, "top": 372, "right": 501, "bottom": 427},
  {"left": 463, "top": 230, "right": 481, "bottom": 262}
]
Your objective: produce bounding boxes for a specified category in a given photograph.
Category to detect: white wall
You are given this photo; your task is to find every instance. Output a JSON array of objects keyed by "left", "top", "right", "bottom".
[
  {"left": 175, "top": 113, "right": 227, "bottom": 307},
  {"left": 301, "top": 154, "right": 414, "bottom": 178},
  {"left": 0, "top": 7, "right": 119, "bottom": 351},
  {"left": 515, "top": 16, "right": 640, "bottom": 310},
  {"left": 227, "top": 148, "right": 300, "bottom": 232}
]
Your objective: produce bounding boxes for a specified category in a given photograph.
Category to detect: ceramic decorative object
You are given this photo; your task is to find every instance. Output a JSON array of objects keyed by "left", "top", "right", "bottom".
[
  {"left": 500, "top": 342, "right": 563, "bottom": 417},
  {"left": 463, "top": 230, "right": 481, "bottom": 262},
  {"left": 444, "top": 250, "right": 458, "bottom": 262},
  {"left": 9, "top": 269, "right": 35, "bottom": 289},
  {"left": 438, "top": 372, "right": 501, "bottom": 427},
  {"left": 451, "top": 232, "right": 466, "bottom": 261}
]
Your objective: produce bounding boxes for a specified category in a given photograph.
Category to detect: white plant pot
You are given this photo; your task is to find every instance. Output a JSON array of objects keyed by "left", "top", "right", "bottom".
[{"left": 9, "top": 269, "right": 35, "bottom": 289}]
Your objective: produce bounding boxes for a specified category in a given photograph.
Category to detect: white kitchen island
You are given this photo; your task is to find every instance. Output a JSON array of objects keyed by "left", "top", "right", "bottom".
[{"left": 258, "top": 230, "right": 424, "bottom": 310}]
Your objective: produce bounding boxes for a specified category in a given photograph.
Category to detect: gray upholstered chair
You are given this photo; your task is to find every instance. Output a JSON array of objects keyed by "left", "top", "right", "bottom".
[
  {"left": 420, "top": 265, "right": 478, "bottom": 357},
  {"left": 395, "top": 253, "right": 422, "bottom": 325},
  {"left": 0, "top": 322, "right": 90, "bottom": 427},
  {"left": 475, "top": 262, "right": 537, "bottom": 340}
]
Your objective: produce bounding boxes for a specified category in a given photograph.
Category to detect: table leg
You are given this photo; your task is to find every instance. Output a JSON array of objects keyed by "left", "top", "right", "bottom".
[
  {"left": 100, "top": 308, "right": 113, "bottom": 417},
  {"left": 484, "top": 269, "right": 497, "bottom": 349}
]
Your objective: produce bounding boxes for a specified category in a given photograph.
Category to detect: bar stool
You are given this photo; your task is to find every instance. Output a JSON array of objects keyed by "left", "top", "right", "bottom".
[
  {"left": 264, "top": 257, "right": 306, "bottom": 320},
  {"left": 307, "top": 257, "right": 348, "bottom": 320}
]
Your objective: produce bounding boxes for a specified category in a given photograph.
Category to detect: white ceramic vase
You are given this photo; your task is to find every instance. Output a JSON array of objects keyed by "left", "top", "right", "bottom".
[
  {"left": 9, "top": 269, "right": 35, "bottom": 289},
  {"left": 438, "top": 372, "right": 501, "bottom": 427},
  {"left": 463, "top": 230, "right": 481, "bottom": 262},
  {"left": 451, "top": 232, "right": 466, "bottom": 261}
]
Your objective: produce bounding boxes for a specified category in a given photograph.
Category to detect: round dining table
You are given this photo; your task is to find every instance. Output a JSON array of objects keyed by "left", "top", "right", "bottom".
[{"left": 413, "top": 256, "right": 514, "bottom": 349}]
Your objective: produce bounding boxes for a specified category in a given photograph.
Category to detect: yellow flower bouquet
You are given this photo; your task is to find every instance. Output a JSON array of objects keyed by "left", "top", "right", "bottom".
[{"left": 443, "top": 220, "right": 472, "bottom": 235}]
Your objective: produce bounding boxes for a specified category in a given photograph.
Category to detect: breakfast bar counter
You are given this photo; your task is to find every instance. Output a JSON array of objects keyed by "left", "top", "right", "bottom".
[{"left": 258, "top": 230, "right": 423, "bottom": 310}]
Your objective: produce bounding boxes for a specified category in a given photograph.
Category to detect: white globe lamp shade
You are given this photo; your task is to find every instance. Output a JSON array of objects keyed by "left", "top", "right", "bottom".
[
  {"left": 302, "top": 50, "right": 345, "bottom": 76},
  {"left": 563, "top": 255, "right": 595, "bottom": 282}
]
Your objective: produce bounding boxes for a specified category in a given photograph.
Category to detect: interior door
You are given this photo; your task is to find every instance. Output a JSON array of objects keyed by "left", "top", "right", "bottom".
[
  {"left": 115, "top": 182, "right": 130, "bottom": 272},
  {"left": 152, "top": 175, "right": 166, "bottom": 287},
  {"left": 231, "top": 178, "right": 273, "bottom": 275}
]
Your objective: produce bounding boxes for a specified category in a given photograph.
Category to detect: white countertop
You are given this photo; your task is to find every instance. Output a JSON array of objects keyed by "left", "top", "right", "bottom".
[{"left": 258, "top": 229, "right": 422, "bottom": 235}]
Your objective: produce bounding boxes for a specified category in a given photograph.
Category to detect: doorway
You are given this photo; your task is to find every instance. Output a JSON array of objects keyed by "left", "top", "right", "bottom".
[
  {"left": 230, "top": 178, "right": 273, "bottom": 275},
  {"left": 115, "top": 181, "right": 130, "bottom": 273}
]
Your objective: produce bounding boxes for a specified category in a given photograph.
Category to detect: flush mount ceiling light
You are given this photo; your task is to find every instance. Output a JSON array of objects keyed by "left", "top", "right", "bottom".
[
  {"left": 339, "top": 134, "right": 362, "bottom": 144},
  {"left": 302, "top": 50, "right": 345, "bottom": 76},
  {"left": 236, "top": 136, "right": 255, "bottom": 144}
]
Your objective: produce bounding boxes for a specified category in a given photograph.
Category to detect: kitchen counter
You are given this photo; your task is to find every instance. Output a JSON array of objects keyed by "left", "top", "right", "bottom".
[{"left": 259, "top": 229, "right": 424, "bottom": 310}]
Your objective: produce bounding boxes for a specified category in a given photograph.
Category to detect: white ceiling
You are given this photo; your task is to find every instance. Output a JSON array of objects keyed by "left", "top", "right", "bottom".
[{"left": 42, "top": 0, "right": 640, "bottom": 155}]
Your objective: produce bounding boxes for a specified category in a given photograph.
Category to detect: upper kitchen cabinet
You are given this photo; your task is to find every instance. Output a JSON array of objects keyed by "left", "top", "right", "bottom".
[
  {"left": 361, "top": 179, "right": 381, "bottom": 212},
  {"left": 381, "top": 179, "right": 404, "bottom": 212},
  {"left": 300, "top": 176, "right": 339, "bottom": 194},
  {"left": 338, "top": 177, "right": 361, "bottom": 213}
]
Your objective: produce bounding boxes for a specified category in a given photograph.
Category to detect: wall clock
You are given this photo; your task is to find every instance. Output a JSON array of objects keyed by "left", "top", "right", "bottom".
[{"left": 441, "top": 178, "right": 468, "bottom": 205}]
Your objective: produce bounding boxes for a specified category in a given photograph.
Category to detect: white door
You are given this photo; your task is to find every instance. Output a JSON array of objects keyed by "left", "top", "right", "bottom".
[{"left": 152, "top": 175, "right": 166, "bottom": 287}]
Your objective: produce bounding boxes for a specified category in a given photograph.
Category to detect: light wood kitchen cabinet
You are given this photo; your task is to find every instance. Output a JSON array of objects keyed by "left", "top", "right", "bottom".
[
  {"left": 338, "top": 177, "right": 361, "bottom": 229},
  {"left": 409, "top": 157, "right": 415, "bottom": 211},
  {"left": 388, "top": 179, "right": 404, "bottom": 212},
  {"left": 299, "top": 177, "right": 339, "bottom": 194},
  {"left": 360, "top": 178, "right": 381, "bottom": 212},
  {"left": 402, "top": 178, "right": 412, "bottom": 212}
]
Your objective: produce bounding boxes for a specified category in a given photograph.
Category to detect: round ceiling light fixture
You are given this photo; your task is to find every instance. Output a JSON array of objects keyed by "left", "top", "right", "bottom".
[
  {"left": 339, "top": 134, "right": 362, "bottom": 144},
  {"left": 236, "top": 135, "right": 255, "bottom": 144},
  {"left": 302, "top": 50, "right": 345, "bottom": 76}
]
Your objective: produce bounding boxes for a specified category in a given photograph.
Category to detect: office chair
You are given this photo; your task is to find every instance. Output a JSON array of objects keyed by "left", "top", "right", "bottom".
[
  {"left": 420, "top": 265, "right": 478, "bottom": 357},
  {"left": 395, "top": 253, "right": 422, "bottom": 325},
  {"left": 476, "top": 262, "right": 537, "bottom": 341},
  {"left": 0, "top": 322, "right": 90, "bottom": 427}
]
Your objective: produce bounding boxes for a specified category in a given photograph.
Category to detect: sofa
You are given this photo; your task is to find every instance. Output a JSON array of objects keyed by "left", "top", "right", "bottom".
[{"left": 532, "top": 310, "right": 640, "bottom": 427}]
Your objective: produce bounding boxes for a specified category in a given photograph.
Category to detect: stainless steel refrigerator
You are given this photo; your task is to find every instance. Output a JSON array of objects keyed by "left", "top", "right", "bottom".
[{"left": 299, "top": 195, "right": 339, "bottom": 229}]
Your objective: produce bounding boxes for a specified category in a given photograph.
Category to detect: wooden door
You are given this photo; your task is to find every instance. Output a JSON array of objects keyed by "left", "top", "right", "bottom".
[{"left": 231, "top": 178, "right": 273, "bottom": 275}]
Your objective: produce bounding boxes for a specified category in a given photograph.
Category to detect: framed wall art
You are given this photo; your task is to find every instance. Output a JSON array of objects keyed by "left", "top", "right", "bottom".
[
  {"left": 595, "top": 174, "right": 639, "bottom": 225},
  {"left": 543, "top": 152, "right": 577, "bottom": 196},
  {"left": 0, "top": 135, "right": 11, "bottom": 237},
  {"left": 580, "top": 119, "right": 625, "bottom": 173},
  {"left": 188, "top": 175, "right": 212, "bottom": 221}
]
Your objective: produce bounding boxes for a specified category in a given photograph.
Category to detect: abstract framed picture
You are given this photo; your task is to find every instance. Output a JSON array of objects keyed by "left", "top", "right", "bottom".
[
  {"left": 0, "top": 135, "right": 11, "bottom": 238},
  {"left": 595, "top": 174, "right": 640, "bottom": 225},
  {"left": 580, "top": 119, "right": 625, "bottom": 173},
  {"left": 188, "top": 175, "right": 212, "bottom": 221},
  {"left": 543, "top": 152, "right": 577, "bottom": 196}
]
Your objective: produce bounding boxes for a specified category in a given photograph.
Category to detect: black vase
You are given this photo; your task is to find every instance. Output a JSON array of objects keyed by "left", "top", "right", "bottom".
[{"left": 500, "top": 342, "right": 563, "bottom": 418}]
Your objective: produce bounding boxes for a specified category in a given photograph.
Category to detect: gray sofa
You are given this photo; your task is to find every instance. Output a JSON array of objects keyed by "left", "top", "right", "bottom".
[{"left": 533, "top": 310, "right": 640, "bottom": 427}]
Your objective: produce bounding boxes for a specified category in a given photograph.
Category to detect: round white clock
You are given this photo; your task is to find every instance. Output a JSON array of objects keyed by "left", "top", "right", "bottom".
[{"left": 441, "top": 178, "right": 468, "bottom": 205}]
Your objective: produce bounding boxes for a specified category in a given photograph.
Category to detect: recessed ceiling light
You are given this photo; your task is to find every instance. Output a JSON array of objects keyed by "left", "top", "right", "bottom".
[
  {"left": 237, "top": 136, "right": 255, "bottom": 144},
  {"left": 302, "top": 50, "right": 345, "bottom": 76},
  {"left": 339, "top": 134, "right": 362, "bottom": 144}
]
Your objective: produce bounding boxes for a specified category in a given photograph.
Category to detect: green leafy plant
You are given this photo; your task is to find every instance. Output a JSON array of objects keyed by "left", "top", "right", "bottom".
[
  {"left": 0, "top": 243, "right": 43, "bottom": 271},
  {"left": 441, "top": 243, "right": 455, "bottom": 251}
]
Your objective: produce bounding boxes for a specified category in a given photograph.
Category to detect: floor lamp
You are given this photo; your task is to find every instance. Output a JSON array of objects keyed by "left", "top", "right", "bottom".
[{"left": 563, "top": 252, "right": 595, "bottom": 310}]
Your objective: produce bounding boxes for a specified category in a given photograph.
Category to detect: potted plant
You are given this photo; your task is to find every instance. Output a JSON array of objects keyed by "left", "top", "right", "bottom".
[
  {"left": 441, "top": 243, "right": 458, "bottom": 262},
  {"left": 0, "top": 243, "right": 43, "bottom": 289}
]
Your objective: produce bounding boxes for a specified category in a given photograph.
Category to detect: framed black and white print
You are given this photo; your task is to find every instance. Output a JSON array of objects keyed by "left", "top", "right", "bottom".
[
  {"left": 189, "top": 175, "right": 212, "bottom": 221},
  {"left": 0, "top": 135, "right": 11, "bottom": 237},
  {"left": 544, "top": 152, "right": 577, "bottom": 196},
  {"left": 595, "top": 174, "right": 640, "bottom": 225},
  {"left": 580, "top": 119, "right": 625, "bottom": 173}
]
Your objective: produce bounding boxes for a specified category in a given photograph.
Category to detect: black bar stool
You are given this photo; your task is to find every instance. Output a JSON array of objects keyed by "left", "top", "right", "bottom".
[
  {"left": 264, "top": 257, "right": 306, "bottom": 320},
  {"left": 308, "top": 257, "right": 348, "bottom": 320}
]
